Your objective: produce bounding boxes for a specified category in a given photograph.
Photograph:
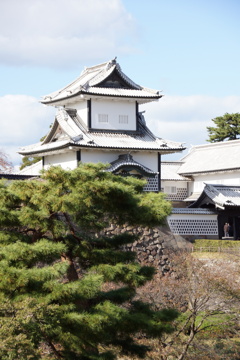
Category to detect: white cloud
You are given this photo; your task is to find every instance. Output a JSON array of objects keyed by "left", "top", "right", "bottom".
[
  {"left": 0, "top": 95, "right": 55, "bottom": 167},
  {"left": 0, "top": 0, "right": 137, "bottom": 68},
  {"left": 141, "top": 95, "right": 240, "bottom": 160}
]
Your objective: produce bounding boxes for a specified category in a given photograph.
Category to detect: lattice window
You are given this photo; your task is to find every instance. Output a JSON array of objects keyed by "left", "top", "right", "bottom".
[
  {"left": 165, "top": 186, "right": 177, "bottom": 194},
  {"left": 168, "top": 218, "right": 218, "bottom": 235},
  {"left": 143, "top": 175, "right": 159, "bottom": 192},
  {"left": 119, "top": 115, "right": 128, "bottom": 124},
  {"left": 98, "top": 114, "right": 108, "bottom": 123}
]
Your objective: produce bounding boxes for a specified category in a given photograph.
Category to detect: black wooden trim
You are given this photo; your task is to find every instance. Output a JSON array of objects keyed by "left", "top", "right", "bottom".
[
  {"left": 158, "top": 152, "right": 161, "bottom": 192},
  {"left": 0, "top": 174, "right": 38, "bottom": 180},
  {"left": 76, "top": 150, "right": 81, "bottom": 164},
  {"left": 136, "top": 102, "right": 139, "bottom": 131},
  {"left": 87, "top": 99, "right": 92, "bottom": 128}
]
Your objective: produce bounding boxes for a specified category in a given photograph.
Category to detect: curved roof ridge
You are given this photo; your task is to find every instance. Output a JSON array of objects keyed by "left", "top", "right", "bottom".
[
  {"left": 114, "top": 63, "right": 142, "bottom": 90},
  {"left": 88, "top": 63, "right": 116, "bottom": 87}
]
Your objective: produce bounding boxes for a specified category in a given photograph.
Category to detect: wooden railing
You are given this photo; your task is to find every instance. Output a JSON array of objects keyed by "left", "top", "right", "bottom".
[{"left": 192, "top": 247, "right": 240, "bottom": 254}]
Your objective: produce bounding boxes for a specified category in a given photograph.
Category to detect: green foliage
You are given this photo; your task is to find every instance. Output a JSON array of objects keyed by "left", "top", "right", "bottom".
[
  {"left": 19, "top": 156, "right": 41, "bottom": 170},
  {"left": 19, "top": 130, "right": 49, "bottom": 170},
  {"left": 194, "top": 239, "right": 240, "bottom": 249},
  {"left": 206, "top": 112, "right": 240, "bottom": 142},
  {"left": 0, "top": 163, "right": 175, "bottom": 359}
]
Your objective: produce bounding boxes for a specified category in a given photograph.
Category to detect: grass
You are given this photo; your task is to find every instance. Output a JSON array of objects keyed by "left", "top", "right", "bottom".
[{"left": 194, "top": 239, "right": 240, "bottom": 249}]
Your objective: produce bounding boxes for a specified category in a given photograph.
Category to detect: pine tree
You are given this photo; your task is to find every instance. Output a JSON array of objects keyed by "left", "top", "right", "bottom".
[
  {"left": 206, "top": 112, "right": 240, "bottom": 142},
  {"left": 0, "top": 163, "right": 177, "bottom": 360}
]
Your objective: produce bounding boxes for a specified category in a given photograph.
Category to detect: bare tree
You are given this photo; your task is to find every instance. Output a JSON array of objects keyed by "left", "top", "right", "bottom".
[
  {"left": 136, "top": 251, "right": 240, "bottom": 360},
  {"left": 0, "top": 150, "right": 13, "bottom": 173}
]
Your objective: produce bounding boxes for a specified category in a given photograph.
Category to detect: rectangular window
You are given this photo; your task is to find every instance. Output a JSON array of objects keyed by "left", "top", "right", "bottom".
[
  {"left": 165, "top": 186, "right": 177, "bottom": 194},
  {"left": 119, "top": 115, "right": 128, "bottom": 124},
  {"left": 98, "top": 114, "right": 108, "bottom": 123}
]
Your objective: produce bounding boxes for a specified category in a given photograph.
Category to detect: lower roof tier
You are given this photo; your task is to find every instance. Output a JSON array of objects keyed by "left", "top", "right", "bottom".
[{"left": 19, "top": 108, "right": 185, "bottom": 157}]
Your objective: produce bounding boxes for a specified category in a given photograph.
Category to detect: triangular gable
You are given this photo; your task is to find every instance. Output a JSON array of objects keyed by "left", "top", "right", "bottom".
[
  {"left": 42, "top": 118, "right": 70, "bottom": 145},
  {"left": 96, "top": 69, "right": 138, "bottom": 89},
  {"left": 42, "top": 109, "right": 84, "bottom": 145}
]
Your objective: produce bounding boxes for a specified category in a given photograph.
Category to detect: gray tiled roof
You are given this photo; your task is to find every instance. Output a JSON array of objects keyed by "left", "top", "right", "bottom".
[
  {"left": 190, "top": 183, "right": 240, "bottom": 209},
  {"left": 178, "top": 140, "right": 240, "bottom": 175},
  {"left": 161, "top": 161, "right": 190, "bottom": 180},
  {"left": 41, "top": 59, "right": 161, "bottom": 104},
  {"left": 204, "top": 184, "right": 240, "bottom": 207},
  {"left": 19, "top": 109, "right": 185, "bottom": 156},
  {"left": 183, "top": 192, "right": 201, "bottom": 202}
]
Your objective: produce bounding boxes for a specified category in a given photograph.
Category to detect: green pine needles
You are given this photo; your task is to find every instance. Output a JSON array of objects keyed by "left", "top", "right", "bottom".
[
  {"left": 207, "top": 112, "right": 240, "bottom": 142},
  {"left": 0, "top": 163, "right": 177, "bottom": 360}
]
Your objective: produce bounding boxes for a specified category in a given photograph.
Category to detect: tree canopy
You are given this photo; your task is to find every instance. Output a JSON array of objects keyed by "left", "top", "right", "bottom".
[
  {"left": 206, "top": 112, "right": 240, "bottom": 142},
  {"left": 20, "top": 130, "right": 49, "bottom": 170},
  {"left": 0, "top": 163, "right": 177, "bottom": 360},
  {"left": 19, "top": 155, "right": 41, "bottom": 170}
]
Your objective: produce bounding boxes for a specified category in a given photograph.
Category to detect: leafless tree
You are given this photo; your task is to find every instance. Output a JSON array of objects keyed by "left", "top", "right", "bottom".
[
  {"left": 0, "top": 150, "right": 13, "bottom": 173},
  {"left": 136, "top": 251, "right": 240, "bottom": 360}
]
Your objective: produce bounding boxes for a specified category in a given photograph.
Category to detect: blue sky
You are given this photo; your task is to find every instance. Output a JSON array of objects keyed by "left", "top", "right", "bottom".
[{"left": 1, "top": 0, "right": 240, "bottom": 168}]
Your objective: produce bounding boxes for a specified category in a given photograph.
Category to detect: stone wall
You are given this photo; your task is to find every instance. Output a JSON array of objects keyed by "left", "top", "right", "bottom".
[{"left": 102, "top": 223, "right": 192, "bottom": 274}]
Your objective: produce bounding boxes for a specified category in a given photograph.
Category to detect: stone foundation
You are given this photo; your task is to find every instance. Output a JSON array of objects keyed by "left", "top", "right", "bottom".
[{"left": 100, "top": 223, "right": 192, "bottom": 274}]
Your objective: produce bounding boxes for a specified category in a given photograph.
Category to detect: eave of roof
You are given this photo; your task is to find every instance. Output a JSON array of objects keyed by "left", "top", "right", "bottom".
[
  {"left": 40, "top": 58, "right": 161, "bottom": 105},
  {"left": 41, "top": 89, "right": 162, "bottom": 106},
  {"left": 19, "top": 142, "right": 184, "bottom": 157},
  {"left": 19, "top": 109, "right": 185, "bottom": 157},
  {"left": 180, "top": 167, "right": 240, "bottom": 176},
  {"left": 0, "top": 174, "right": 38, "bottom": 180}
]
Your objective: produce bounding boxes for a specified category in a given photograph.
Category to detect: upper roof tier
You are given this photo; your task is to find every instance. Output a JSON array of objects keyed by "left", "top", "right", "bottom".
[{"left": 41, "top": 58, "right": 162, "bottom": 106}]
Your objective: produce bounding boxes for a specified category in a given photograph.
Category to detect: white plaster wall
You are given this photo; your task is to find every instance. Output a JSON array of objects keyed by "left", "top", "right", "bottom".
[
  {"left": 81, "top": 150, "right": 117, "bottom": 165},
  {"left": 44, "top": 151, "right": 77, "bottom": 170},
  {"left": 187, "top": 181, "right": 194, "bottom": 196},
  {"left": 43, "top": 150, "right": 158, "bottom": 172},
  {"left": 168, "top": 213, "right": 218, "bottom": 236},
  {"left": 132, "top": 152, "right": 158, "bottom": 172},
  {"left": 192, "top": 171, "right": 240, "bottom": 193},
  {"left": 81, "top": 150, "right": 158, "bottom": 172},
  {"left": 162, "top": 180, "right": 188, "bottom": 189},
  {"left": 74, "top": 101, "right": 88, "bottom": 126},
  {"left": 91, "top": 99, "right": 136, "bottom": 130},
  {"left": 169, "top": 213, "right": 217, "bottom": 221}
]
